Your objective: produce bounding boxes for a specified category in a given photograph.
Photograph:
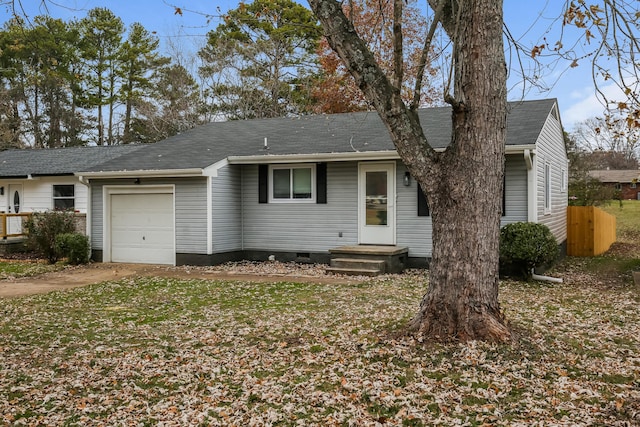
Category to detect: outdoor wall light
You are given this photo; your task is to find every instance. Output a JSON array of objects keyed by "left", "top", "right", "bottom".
[{"left": 403, "top": 172, "right": 411, "bottom": 186}]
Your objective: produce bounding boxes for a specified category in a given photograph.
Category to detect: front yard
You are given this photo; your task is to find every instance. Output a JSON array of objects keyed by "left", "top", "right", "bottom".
[
  {"left": 1, "top": 201, "right": 639, "bottom": 425},
  {"left": 1, "top": 266, "right": 639, "bottom": 425}
]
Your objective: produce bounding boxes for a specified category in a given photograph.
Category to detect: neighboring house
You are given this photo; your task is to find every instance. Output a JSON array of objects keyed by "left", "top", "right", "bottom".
[
  {"left": 588, "top": 169, "right": 640, "bottom": 200},
  {"left": 0, "top": 146, "right": 144, "bottom": 235},
  {"left": 74, "top": 98, "right": 568, "bottom": 267}
]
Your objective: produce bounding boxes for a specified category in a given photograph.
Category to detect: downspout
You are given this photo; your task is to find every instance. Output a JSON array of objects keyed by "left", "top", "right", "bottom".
[
  {"left": 77, "top": 175, "right": 92, "bottom": 253},
  {"left": 532, "top": 269, "right": 563, "bottom": 283},
  {"left": 525, "top": 149, "right": 537, "bottom": 222},
  {"left": 207, "top": 175, "right": 213, "bottom": 255}
]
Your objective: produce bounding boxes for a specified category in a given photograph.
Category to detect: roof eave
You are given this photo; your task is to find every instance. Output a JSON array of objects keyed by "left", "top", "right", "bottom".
[
  {"left": 75, "top": 168, "right": 204, "bottom": 179},
  {"left": 228, "top": 150, "right": 400, "bottom": 164},
  {"left": 227, "top": 145, "right": 536, "bottom": 164}
]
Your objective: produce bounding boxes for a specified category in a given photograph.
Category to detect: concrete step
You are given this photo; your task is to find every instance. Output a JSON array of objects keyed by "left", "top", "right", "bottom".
[
  {"left": 330, "top": 257, "right": 386, "bottom": 271},
  {"left": 325, "top": 266, "right": 382, "bottom": 276},
  {"left": 327, "top": 258, "right": 386, "bottom": 276}
]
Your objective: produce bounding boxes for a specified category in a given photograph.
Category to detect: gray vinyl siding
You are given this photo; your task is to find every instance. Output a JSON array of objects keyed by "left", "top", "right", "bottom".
[
  {"left": 212, "top": 164, "right": 242, "bottom": 252},
  {"left": 396, "top": 155, "right": 529, "bottom": 258},
  {"left": 175, "top": 179, "right": 208, "bottom": 254},
  {"left": 396, "top": 163, "right": 431, "bottom": 258},
  {"left": 242, "top": 162, "right": 358, "bottom": 252},
  {"left": 535, "top": 108, "right": 568, "bottom": 244},
  {"left": 502, "top": 154, "right": 529, "bottom": 224},
  {"left": 90, "top": 178, "right": 208, "bottom": 254}
]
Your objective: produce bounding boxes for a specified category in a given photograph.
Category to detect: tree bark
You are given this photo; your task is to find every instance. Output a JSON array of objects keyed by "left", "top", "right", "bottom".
[{"left": 310, "top": 0, "right": 511, "bottom": 342}]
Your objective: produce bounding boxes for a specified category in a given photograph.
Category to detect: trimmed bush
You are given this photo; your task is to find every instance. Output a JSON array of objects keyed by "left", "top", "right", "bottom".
[
  {"left": 24, "top": 211, "right": 76, "bottom": 264},
  {"left": 55, "top": 233, "right": 90, "bottom": 265},
  {"left": 500, "top": 222, "right": 559, "bottom": 280}
]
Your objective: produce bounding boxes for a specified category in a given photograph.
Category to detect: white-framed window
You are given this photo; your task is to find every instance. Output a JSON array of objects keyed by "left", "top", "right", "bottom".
[
  {"left": 269, "top": 164, "right": 315, "bottom": 202},
  {"left": 544, "top": 163, "right": 551, "bottom": 213},
  {"left": 53, "top": 184, "right": 75, "bottom": 210},
  {"left": 561, "top": 167, "right": 567, "bottom": 192}
]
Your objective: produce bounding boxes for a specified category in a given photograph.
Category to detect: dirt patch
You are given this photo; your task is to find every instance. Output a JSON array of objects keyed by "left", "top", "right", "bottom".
[{"left": 0, "top": 263, "right": 357, "bottom": 299}]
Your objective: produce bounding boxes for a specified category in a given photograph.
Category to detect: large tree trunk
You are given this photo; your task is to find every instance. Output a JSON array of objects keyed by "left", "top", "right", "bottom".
[
  {"left": 310, "top": 0, "right": 511, "bottom": 342},
  {"left": 407, "top": 0, "right": 511, "bottom": 342}
]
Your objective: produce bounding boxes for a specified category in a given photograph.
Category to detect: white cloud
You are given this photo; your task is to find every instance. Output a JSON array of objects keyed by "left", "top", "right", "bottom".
[{"left": 561, "top": 83, "right": 625, "bottom": 131}]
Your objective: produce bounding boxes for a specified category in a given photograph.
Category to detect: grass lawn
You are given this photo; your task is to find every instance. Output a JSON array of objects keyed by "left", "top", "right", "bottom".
[
  {"left": 0, "top": 260, "right": 63, "bottom": 279},
  {"left": 1, "top": 204, "right": 639, "bottom": 425}
]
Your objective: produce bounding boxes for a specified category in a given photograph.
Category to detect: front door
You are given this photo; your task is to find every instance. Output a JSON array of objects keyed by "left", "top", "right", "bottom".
[
  {"left": 358, "top": 162, "right": 395, "bottom": 245},
  {"left": 7, "top": 184, "right": 23, "bottom": 235}
]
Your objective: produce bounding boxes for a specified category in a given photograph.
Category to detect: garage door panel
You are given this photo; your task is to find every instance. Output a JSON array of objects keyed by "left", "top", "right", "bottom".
[{"left": 110, "top": 192, "right": 174, "bottom": 265}]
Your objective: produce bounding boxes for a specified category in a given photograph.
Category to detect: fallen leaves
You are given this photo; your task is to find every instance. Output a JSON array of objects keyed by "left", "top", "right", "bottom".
[{"left": 0, "top": 264, "right": 638, "bottom": 425}]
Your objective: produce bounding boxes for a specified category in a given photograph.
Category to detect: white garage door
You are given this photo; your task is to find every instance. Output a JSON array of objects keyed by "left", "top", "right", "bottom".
[{"left": 110, "top": 193, "right": 174, "bottom": 264}]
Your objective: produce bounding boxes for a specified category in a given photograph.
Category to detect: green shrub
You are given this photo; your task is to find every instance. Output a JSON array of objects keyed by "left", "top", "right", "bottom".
[
  {"left": 55, "top": 233, "right": 90, "bottom": 265},
  {"left": 25, "top": 211, "right": 76, "bottom": 264},
  {"left": 500, "top": 222, "right": 559, "bottom": 280}
]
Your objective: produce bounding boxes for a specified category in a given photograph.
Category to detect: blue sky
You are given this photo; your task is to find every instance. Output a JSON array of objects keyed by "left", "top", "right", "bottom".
[{"left": 1, "top": 0, "right": 618, "bottom": 131}]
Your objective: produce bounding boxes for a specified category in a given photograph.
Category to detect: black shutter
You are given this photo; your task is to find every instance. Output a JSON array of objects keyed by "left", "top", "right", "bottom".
[
  {"left": 418, "top": 186, "right": 430, "bottom": 216},
  {"left": 258, "top": 164, "right": 268, "bottom": 203},
  {"left": 316, "top": 163, "right": 327, "bottom": 204}
]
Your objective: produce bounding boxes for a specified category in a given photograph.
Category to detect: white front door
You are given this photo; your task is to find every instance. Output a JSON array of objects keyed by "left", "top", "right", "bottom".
[
  {"left": 7, "top": 184, "right": 23, "bottom": 235},
  {"left": 358, "top": 162, "right": 395, "bottom": 245}
]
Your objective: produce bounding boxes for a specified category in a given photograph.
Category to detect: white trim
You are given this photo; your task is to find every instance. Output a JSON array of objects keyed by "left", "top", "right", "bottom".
[
  {"left": 206, "top": 176, "right": 213, "bottom": 255},
  {"left": 358, "top": 161, "right": 396, "bottom": 245},
  {"left": 544, "top": 161, "right": 552, "bottom": 215},
  {"left": 268, "top": 164, "right": 316, "bottom": 203},
  {"left": 73, "top": 144, "right": 538, "bottom": 179},
  {"left": 51, "top": 184, "right": 75, "bottom": 211},
  {"left": 77, "top": 168, "right": 203, "bottom": 179},
  {"left": 230, "top": 151, "right": 399, "bottom": 164},
  {"left": 203, "top": 159, "right": 229, "bottom": 177},
  {"left": 78, "top": 176, "right": 91, "bottom": 237},
  {"left": 527, "top": 153, "right": 537, "bottom": 222},
  {"left": 102, "top": 185, "right": 176, "bottom": 265},
  {"left": 228, "top": 145, "right": 535, "bottom": 165},
  {"left": 524, "top": 149, "right": 533, "bottom": 170}
]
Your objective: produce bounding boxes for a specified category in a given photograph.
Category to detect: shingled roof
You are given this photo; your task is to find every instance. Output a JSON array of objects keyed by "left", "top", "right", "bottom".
[
  {"left": 588, "top": 169, "right": 640, "bottom": 183},
  {"left": 83, "top": 98, "right": 558, "bottom": 173},
  {"left": 0, "top": 145, "right": 144, "bottom": 178}
]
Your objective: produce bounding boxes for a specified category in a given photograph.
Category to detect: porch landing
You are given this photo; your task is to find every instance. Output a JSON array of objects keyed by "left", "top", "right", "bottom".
[{"left": 327, "top": 245, "right": 409, "bottom": 276}]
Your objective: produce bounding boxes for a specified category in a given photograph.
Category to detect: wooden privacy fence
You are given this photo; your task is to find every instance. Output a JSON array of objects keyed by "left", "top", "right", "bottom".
[{"left": 567, "top": 206, "right": 616, "bottom": 256}]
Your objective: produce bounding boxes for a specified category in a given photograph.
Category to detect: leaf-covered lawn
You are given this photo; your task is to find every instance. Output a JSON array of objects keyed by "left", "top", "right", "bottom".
[
  {"left": 0, "top": 260, "right": 63, "bottom": 279},
  {"left": 1, "top": 271, "right": 639, "bottom": 426}
]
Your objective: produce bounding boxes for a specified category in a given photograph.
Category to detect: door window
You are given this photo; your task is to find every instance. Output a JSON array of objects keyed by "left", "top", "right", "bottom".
[
  {"left": 13, "top": 190, "right": 20, "bottom": 213},
  {"left": 365, "top": 171, "right": 388, "bottom": 225}
]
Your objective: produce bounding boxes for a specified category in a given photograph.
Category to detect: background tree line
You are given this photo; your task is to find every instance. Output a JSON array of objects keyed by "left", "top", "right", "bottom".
[
  {"left": 0, "top": 8, "right": 203, "bottom": 148},
  {"left": 0, "top": 0, "right": 439, "bottom": 149}
]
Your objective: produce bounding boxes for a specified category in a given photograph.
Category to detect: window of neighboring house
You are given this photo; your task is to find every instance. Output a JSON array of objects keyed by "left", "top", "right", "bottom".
[
  {"left": 269, "top": 165, "right": 315, "bottom": 202},
  {"left": 544, "top": 163, "right": 551, "bottom": 213},
  {"left": 53, "top": 185, "right": 75, "bottom": 210},
  {"left": 614, "top": 183, "right": 622, "bottom": 190},
  {"left": 630, "top": 181, "right": 637, "bottom": 189}
]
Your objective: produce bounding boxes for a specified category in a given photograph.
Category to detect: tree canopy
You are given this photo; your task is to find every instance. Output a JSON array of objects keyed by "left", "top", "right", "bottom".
[
  {"left": 0, "top": 8, "right": 201, "bottom": 147},
  {"left": 198, "top": 0, "right": 321, "bottom": 119}
]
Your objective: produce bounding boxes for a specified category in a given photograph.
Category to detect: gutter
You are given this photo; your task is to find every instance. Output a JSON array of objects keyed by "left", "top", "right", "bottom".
[
  {"left": 228, "top": 145, "right": 536, "bottom": 164},
  {"left": 74, "top": 168, "right": 204, "bottom": 179}
]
